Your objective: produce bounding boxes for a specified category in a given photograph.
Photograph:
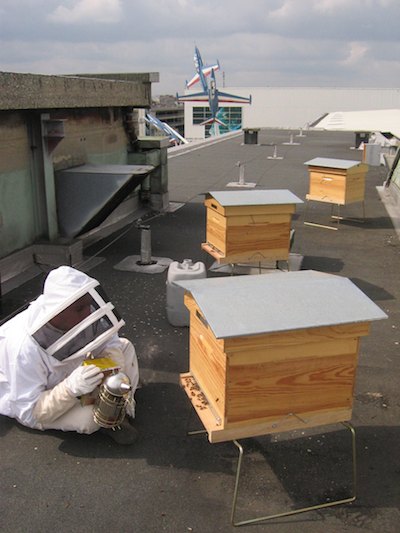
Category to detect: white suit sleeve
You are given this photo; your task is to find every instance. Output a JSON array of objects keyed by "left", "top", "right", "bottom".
[{"left": 32, "top": 380, "right": 78, "bottom": 424}]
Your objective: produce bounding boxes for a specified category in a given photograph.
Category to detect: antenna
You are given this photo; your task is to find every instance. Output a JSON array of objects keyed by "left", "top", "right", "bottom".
[
  {"left": 267, "top": 145, "right": 283, "bottom": 160},
  {"left": 282, "top": 133, "right": 300, "bottom": 146},
  {"left": 226, "top": 162, "right": 256, "bottom": 188}
]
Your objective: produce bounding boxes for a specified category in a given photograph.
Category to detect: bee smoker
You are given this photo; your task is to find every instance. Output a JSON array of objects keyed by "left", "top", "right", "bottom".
[{"left": 93, "top": 371, "right": 132, "bottom": 428}]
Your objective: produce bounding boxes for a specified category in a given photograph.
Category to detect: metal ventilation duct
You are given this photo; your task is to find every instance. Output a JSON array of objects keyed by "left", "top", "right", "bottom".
[{"left": 55, "top": 164, "right": 154, "bottom": 238}]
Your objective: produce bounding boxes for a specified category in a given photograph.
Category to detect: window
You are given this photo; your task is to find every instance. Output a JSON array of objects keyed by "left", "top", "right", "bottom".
[{"left": 193, "top": 107, "right": 243, "bottom": 137}]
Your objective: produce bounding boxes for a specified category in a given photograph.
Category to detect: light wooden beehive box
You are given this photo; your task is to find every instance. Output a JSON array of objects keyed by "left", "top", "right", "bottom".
[
  {"left": 201, "top": 190, "right": 303, "bottom": 264},
  {"left": 304, "top": 158, "right": 368, "bottom": 205},
  {"left": 179, "top": 271, "right": 387, "bottom": 443}
]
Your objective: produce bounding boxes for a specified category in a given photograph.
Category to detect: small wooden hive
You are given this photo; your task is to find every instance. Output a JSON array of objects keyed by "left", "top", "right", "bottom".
[
  {"left": 304, "top": 157, "right": 368, "bottom": 205},
  {"left": 201, "top": 189, "right": 303, "bottom": 264},
  {"left": 179, "top": 271, "right": 387, "bottom": 443}
]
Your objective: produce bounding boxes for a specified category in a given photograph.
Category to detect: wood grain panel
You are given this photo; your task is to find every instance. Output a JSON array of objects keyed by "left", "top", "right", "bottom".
[
  {"left": 226, "top": 352, "right": 358, "bottom": 424},
  {"left": 189, "top": 306, "right": 227, "bottom": 420},
  {"left": 206, "top": 209, "right": 226, "bottom": 254},
  {"left": 223, "top": 323, "right": 370, "bottom": 352},
  {"left": 226, "top": 222, "right": 290, "bottom": 254},
  {"left": 228, "top": 337, "right": 359, "bottom": 365}
]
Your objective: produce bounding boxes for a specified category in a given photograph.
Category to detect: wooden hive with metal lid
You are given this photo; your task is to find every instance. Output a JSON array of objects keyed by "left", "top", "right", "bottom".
[
  {"left": 304, "top": 158, "right": 368, "bottom": 205},
  {"left": 201, "top": 189, "right": 303, "bottom": 264},
  {"left": 179, "top": 270, "right": 387, "bottom": 443}
]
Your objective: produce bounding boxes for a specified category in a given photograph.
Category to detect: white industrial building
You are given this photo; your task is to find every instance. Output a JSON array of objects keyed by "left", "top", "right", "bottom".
[{"left": 182, "top": 87, "right": 400, "bottom": 140}]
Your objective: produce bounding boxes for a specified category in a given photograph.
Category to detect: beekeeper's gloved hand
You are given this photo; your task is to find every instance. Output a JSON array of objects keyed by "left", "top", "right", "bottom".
[{"left": 65, "top": 365, "right": 104, "bottom": 397}]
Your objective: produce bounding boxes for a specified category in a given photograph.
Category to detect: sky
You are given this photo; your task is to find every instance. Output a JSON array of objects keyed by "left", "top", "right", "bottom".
[{"left": 0, "top": 0, "right": 399, "bottom": 96}]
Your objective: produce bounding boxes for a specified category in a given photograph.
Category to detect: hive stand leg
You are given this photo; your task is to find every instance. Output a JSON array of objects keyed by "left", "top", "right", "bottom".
[
  {"left": 331, "top": 201, "right": 366, "bottom": 224},
  {"left": 230, "top": 422, "right": 357, "bottom": 527},
  {"left": 276, "top": 229, "right": 295, "bottom": 272},
  {"left": 303, "top": 199, "right": 339, "bottom": 230},
  {"left": 276, "top": 259, "right": 290, "bottom": 272},
  {"left": 185, "top": 402, "right": 208, "bottom": 437},
  {"left": 331, "top": 203, "right": 341, "bottom": 227}
]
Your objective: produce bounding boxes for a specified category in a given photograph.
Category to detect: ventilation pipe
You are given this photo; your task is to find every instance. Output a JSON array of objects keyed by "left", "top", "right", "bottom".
[{"left": 137, "top": 225, "right": 156, "bottom": 266}]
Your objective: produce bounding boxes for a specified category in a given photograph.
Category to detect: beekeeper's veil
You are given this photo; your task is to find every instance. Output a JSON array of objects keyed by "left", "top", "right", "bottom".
[{"left": 29, "top": 266, "right": 124, "bottom": 361}]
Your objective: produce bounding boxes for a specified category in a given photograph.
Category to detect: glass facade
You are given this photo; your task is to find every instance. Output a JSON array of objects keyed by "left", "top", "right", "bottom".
[{"left": 193, "top": 106, "right": 243, "bottom": 137}]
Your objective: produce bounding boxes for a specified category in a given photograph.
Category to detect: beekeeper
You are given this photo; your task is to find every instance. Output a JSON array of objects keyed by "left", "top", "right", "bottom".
[{"left": 0, "top": 266, "right": 139, "bottom": 445}]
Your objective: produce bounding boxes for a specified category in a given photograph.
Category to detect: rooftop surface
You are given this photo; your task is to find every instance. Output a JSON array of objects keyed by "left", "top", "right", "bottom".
[{"left": 1, "top": 128, "right": 399, "bottom": 532}]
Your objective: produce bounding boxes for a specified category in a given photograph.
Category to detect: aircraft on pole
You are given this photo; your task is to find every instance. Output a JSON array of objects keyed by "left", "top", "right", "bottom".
[
  {"left": 186, "top": 46, "right": 220, "bottom": 89},
  {"left": 177, "top": 46, "right": 251, "bottom": 128}
]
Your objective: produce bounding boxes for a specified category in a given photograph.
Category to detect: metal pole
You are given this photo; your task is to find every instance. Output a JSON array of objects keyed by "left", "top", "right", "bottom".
[
  {"left": 137, "top": 225, "right": 155, "bottom": 266},
  {"left": 239, "top": 164, "right": 245, "bottom": 185}
]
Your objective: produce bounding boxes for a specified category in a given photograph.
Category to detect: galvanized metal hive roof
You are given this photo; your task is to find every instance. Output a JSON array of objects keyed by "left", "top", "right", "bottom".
[
  {"left": 177, "top": 270, "right": 387, "bottom": 339},
  {"left": 304, "top": 158, "right": 364, "bottom": 169},
  {"left": 207, "top": 189, "right": 303, "bottom": 206}
]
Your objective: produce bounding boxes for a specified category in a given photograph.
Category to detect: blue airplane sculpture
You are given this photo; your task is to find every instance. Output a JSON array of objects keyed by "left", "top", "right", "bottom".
[
  {"left": 144, "top": 113, "right": 188, "bottom": 145},
  {"left": 186, "top": 45, "right": 220, "bottom": 89},
  {"left": 177, "top": 46, "right": 251, "bottom": 127}
]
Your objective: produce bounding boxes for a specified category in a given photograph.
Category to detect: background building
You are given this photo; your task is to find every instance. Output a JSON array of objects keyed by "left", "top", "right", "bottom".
[
  {"left": 150, "top": 95, "right": 184, "bottom": 138},
  {"left": 182, "top": 87, "right": 400, "bottom": 140}
]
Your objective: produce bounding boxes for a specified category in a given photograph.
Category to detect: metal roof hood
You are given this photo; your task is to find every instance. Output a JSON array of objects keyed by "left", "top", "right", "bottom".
[{"left": 55, "top": 164, "right": 154, "bottom": 238}]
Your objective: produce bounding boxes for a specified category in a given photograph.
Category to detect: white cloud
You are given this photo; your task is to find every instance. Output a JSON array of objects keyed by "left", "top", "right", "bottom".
[
  {"left": 313, "top": 0, "right": 352, "bottom": 12},
  {"left": 1, "top": 0, "right": 399, "bottom": 94},
  {"left": 48, "top": 0, "right": 122, "bottom": 24},
  {"left": 341, "top": 42, "right": 369, "bottom": 65},
  {"left": 269, "top": 0, "right": 299, "bottom": 19},
  {"left": 315, "top": 0, "right": 397, "bottom": 10}
]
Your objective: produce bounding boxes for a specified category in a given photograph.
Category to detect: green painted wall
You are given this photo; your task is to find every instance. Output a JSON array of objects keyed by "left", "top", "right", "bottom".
[
  {"left": 0, "top": 109, "right": 134, "bottom": 258},
  {"left": 0, "top": 114, "right": 37, "bottom": 257},
  {"left": 0, "top": 169, "right": 37, "bottom": 256}
]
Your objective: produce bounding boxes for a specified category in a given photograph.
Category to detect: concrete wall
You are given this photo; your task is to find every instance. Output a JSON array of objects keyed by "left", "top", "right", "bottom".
[
  {"left": 128, "top": 136, "right": 170, "bottom": 212},
  {"left": 183, "top": 87, "right": 400, "bottom": 139},
  {"left": 52, "top": 108, "right": 130, "bottom": 170},
  {"left": 0, "top": 72, "right": 156, "bottom": 110},
  {"left": 0, "top": 112, "right": 38, "bottom": 255}
]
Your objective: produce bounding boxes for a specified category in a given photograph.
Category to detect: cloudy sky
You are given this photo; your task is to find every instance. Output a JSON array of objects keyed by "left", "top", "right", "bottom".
[{"left": 0, "top": 0, "right": 399, "bottom": 95}]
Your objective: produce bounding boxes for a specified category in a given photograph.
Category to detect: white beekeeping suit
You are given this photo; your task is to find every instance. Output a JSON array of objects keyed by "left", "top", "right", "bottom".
[{"left": 0, "top": 266, "right": 139, "bottom": 435}]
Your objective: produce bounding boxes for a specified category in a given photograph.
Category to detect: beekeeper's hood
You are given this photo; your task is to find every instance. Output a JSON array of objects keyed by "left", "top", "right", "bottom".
[{"left": 28, "top": 266, "right": 124, "bottom": 360}]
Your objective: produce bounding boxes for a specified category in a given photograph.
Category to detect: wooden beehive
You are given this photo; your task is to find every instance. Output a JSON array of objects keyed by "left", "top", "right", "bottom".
[
  {"left": 201, "top": 190, "right": 303, "bottom": 264},
  {"left": 179, "top": 271, "right": 387, "bottom": 443},
  {"left": 305, "top": 158, "right": 368, "bottom": 205}
]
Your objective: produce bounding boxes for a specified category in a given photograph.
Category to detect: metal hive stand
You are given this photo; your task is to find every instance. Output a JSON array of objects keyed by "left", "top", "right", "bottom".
[
  {"left": 186, "top": 419, "right": 356, "bottom": 527},
  {"left": 230, "top": 421, "right": 356, "bottom": 527},
  {"left": 303, "top": 198, "right": 366, "bottom": 230}
]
